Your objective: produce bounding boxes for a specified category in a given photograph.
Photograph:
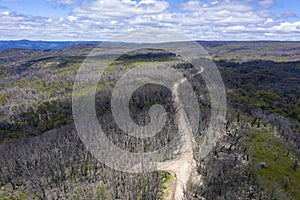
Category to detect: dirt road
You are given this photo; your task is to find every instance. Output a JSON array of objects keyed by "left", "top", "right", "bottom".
[{"left": 157, "top": 71, "right": 203, "bottom": 200}]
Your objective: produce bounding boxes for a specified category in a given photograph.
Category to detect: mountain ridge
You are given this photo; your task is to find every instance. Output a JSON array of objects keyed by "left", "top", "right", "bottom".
[{"left": 0, "top": 40, "right": 99, "bottom": 50}]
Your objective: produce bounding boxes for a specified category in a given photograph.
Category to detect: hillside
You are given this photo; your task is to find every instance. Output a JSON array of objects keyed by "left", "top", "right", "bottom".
[{"left": 0, "top": 42, "right": 299, "bottom": 199}]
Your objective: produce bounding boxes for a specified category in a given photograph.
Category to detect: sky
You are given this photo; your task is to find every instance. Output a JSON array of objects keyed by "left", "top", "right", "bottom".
[{"left": 0, "top": 0, "right": 299, "bottom": 41}]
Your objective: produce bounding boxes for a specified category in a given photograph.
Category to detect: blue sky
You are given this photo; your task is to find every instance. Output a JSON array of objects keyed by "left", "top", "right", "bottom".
[{"left": 0, "top": 0, "right": 299, "bottom": 40}]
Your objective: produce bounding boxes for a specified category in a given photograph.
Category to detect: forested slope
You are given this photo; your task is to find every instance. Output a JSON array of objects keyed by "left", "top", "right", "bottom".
[{"left": 0, "top": 42, "right": 299, "bottom": 199}]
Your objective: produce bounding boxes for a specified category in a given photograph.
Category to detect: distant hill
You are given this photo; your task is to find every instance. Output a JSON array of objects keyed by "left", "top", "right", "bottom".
[{"left": 0, "top": 40, "right": 99, "bottom": 50}]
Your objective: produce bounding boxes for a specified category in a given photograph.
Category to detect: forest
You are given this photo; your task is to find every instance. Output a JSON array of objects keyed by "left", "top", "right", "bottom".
[{"left": 0, "top": 41, "right": 299, "bottom": 199}]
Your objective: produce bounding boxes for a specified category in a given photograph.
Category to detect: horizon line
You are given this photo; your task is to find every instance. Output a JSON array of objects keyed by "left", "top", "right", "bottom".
[{"left": 1, "top": 39, "right": 300, "bottom": 42}]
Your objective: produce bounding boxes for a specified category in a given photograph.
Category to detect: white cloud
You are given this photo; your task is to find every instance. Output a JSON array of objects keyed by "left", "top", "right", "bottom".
[
  {"left": 1, "top": 11, "right": 9, "bottom": 15},
  {"left": 273, "top": 21, "right": 300, "bottom": 32},
  {"left": 0, "top": 0, "right": 299, "bottom": 40},
  {"left": 180, "top": 0, "right": 202, "bottom": 10},
  {"left": 72, "top": 0, "right": 168, "bottom": 20},
  {"left": 258, "top": 0, "right": 273, "bottom": 8},
  {"left": 67, "top": 15, "right": 77, "bottom": 21},
  {"left": 49, "top": 0, "right": 77, "bottom": 5},
  {"left": 264, "top": 18, "right": 273, "bottom": 24},
  {"left": 181, "top": 0, "right": 253, "bottom": 12}
]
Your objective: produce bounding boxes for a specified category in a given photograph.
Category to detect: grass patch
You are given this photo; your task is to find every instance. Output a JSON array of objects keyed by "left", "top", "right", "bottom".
[
  {"left": 160, "top": 171, "right": 173, "bottom": 184},
  {"left": 159, "top": 171, "right": 173, "bottom": 199},
  {"left": 243, "top": 129, "right": 300, "bottom": 199}
]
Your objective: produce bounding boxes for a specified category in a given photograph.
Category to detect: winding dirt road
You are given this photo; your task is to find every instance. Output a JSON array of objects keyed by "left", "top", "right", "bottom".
[{"left": 157, "top": 70, "right": 203, "bottom": 200}]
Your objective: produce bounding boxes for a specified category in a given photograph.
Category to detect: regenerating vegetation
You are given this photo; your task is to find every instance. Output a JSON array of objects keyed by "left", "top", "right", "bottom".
[{"left": 0, "top": 41, "right": 299, "bottom": 199}]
